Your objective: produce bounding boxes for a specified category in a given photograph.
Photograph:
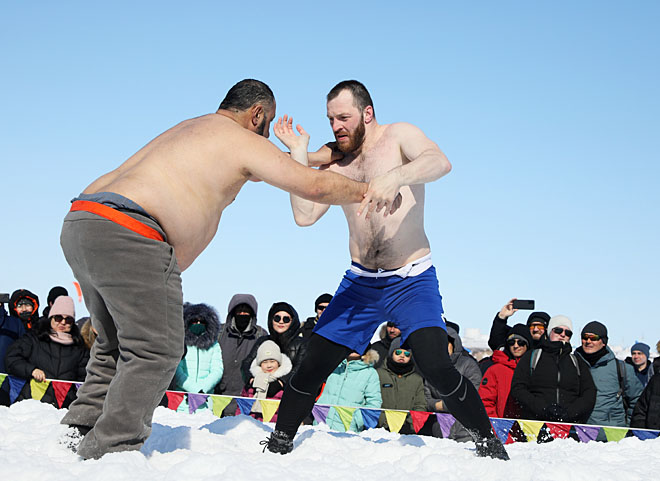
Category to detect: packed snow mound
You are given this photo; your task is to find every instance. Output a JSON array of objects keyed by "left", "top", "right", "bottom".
[{"left": 1, "top": 400, "right": 658, "bottom": 480}]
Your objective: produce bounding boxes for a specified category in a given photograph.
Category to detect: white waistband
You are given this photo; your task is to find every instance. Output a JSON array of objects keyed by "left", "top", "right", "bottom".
[{"left": 349, "top": 253, "right": 432, "bottom": 278}]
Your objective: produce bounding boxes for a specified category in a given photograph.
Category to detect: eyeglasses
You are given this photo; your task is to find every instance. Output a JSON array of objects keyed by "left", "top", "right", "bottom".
[
  {"left": 552, "top": 327, "right": 573, "bottom": 337},
  {"left": 394, "top": 349, "right": 411, "bottom": 357},
  {"left": 582, "top": 334, "right": 601, "bottom": 342},
  {"left": 273, "top": 314, "right": 292, "bottom": 324},
  {"left": 52, "top": 315, "right": 74, "bottom": 325},
  {"left": 506, "top": 339, "right": 528, "bottom": 348},
  {"left": 16, "top": 300, "right": 34, "bottom": 308},
  {"left": 529, "top": 323, "right": 546, "bottom": 332}
]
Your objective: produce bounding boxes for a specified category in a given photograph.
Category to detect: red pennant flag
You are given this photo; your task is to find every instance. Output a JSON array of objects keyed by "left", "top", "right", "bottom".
[
  {"left": 166, "top": 391, "right": 185, "bottom": 411},
  {"left": 410, "top": 411, "right": 431, "bottom": 433},
  {"left": 51, "top": 381, "right": 72, "bottom": 408},
  {"left": 545, "top": 423, "right": 572, "bottom": 440}
]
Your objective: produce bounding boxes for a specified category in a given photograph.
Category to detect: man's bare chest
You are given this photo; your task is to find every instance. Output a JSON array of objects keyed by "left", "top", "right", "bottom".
[{"left": 334, "top": 143, "right": 402, "bottom": 182}]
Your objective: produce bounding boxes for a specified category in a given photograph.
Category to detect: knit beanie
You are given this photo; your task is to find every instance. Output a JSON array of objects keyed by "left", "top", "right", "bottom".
[
  {"left": 256, "top": 340, "right": 282, "bottom": 365},
  {"left": 47, "top": 286, "right": 69, "bottom": 305},
  {"left": 49, "top": 296, "right": 75, "bottom": 319},
  {"left": 547, "top": 315, "right": 573, "bottom": 333},
  {"left": 506, "top": 323, "right": 533, "bottom": 347},
  {"left": 315, "top": 293, "right": 333, "bottom": 310},
  {"left": 581, "top": 321, "right": 608, "bottom": 345},
  {"left": 631, "top": 342, "right": 650, "bottom": 359},
  {"left": 526, "top": 311, "right": 550, "bottom": 327}
]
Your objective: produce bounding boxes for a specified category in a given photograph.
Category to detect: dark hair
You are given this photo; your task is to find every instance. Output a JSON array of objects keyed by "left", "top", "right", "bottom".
[
  {"left": 327, "top": 80, "right": 375, "bottom": 117},
  {"left": 218, "top": 79, "right": 275, "bottom": 112},
  {"left": 36, "top": 316, "right": 84, "bottom": 346}
]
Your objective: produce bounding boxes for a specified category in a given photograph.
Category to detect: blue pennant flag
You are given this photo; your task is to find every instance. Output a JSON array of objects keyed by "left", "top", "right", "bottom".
[
  {"left": 360, "top": 408, "right": 381, "bottom": 430},
  {"left": 631, "top": 429, "right": 660, "bottom": 440},
  {"left": 490, "top": 418, "right": 515, "bottom": 443},
  {"left": 236, "top": 398, "right": 256, "bottom": 415},
  {"left": 8, "top": 376, "right": 27, "bottom": 404}
]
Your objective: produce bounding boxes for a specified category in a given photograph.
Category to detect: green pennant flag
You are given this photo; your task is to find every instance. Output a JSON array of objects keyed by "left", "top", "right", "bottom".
[
  {"left": 335, "top": 406, "right": 356, "bottom": 431},
  {"left": 210, "top": 395, "right": 232, "bottom": 417},
  {"left": 30, "top": 379, "right": 50, "bottom": 401},
  {"left": 260, "top": 399, "right": 280, "bottom": 423},
  {"left": 603, "top": 426, "right": 628, "bottom": 442},
  {"left": 0, "top": 374, "right": 6, "bottom": 389},
  {"left": 384, "top": 410, "right": 408, "bottom": 434}
]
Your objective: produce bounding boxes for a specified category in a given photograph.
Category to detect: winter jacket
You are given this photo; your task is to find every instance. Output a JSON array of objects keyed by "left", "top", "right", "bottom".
[
  {"left": 424, "top": 326, "right": 481, "bottom": 442},
  {"left": 236, "top": 353, "right": 292, "bottom": 422},
  {"left": 376, "top": 362, "right": 426, "bottom": 433},
  {"left": 479, "top": 350, "right": 522, "bottom": 418},
  {"left": 624, "top": 357, "right": 655, "bottom": 388},
  {"left": 240, "top": 302, "right": 308, "bottom": 384},
  {"left": 576, "top": 346, "right": 643, "bottom": 427},
  {"left": 511, "top": 340, "right": 596, "bottom": 424},
  {"left": 298, "top": 316, "right": 318, "bottom": 339},
  {"left": 1, "top": 305, "right": 25, "bottom": 372},
  {"left": 631, "top": 372, "right": 660, "bottom": 429},
  {"left": 174, "top": 303, "right": 224, "bottom": 413},
  {"left": 369, "top": 324, "right": 398, "bottom": 369},
  {"left": 9, "top": 289, "right": 40, "bottom": 331},
  {"left": 316, "top": 350, "right": 382, "bottom": 432},
  {"left": 5, "top": 328, "right": 89, "bottom": 408},
  {"left": 215, "top": 295, "right": 267, "bottom": 398},
  {"left": 488, "top": 312, "right": 547, "bottom": 351}
]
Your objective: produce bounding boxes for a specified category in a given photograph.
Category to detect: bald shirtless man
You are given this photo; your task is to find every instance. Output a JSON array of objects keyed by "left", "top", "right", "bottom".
[
  {"left": 265, "top": 80, "right": 509, "bottom": 460},
  {"left": 59, "top": 79, "right": 373, "bottom": 459}
]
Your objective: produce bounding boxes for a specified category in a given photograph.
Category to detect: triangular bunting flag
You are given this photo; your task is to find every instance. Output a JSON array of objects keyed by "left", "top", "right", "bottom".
[
  {"left": 410, "top": 411, "right": 431, "bottom": 433},
  {"left": 384, "top": 410, "right": 408, "bottom": 434},
  {"left": 30, "top": 379, "right": 50, "bottom": 401},
  {"left": 8, "top": 376, "right": 27, "bottom": 404},
  {"left": 519, "top": 420, "right": 544, "bottom": 442},
  {"left": 335, "top": 406, "right": 356, "bottom": 431},
  {"left": 188, "top": 393, "right": 209, "bottom": 414},
  {"left": 360, "top": 408, "right": 381, "bottom": 430},
  {"left": 490, "top": 418, "right": 515, "bottom": 443},
  {"left": 236, "top": 398, "right": 256, "bottom": 416},
  {"left": 259, "top": 399, "right": 281, "bottom": 423},
  {"left": 574, "top": 424, "right": 600, "bottom": 443},
  {"left": 631, "top": 429, "right": 660, "bottom": 440},
  {"left": 0, "top": 373, "right": 6, "bottom": 389},
  {"left": 545, "top": 423, "right": 571, "bottom": 440},
  {"left": 166, "top": 391, "right": 185, "bottom": 411},
  {"left": 52, "top": 381, "right": 72, "bottom": 408},
  {"left": 312, "top": 404, "right": 330, "bottom": 424},
  {"left": 602, "top": 426, "right": 628, "bottom": 442},
  {"left": 210, "top": 395, "right": 232, "bottom": 417},
  {"left": 75, "top": 383, "right": 82, "bottom": 390},
  {"left": 436, "top": 413, "right": 456, "bottom": 438}
]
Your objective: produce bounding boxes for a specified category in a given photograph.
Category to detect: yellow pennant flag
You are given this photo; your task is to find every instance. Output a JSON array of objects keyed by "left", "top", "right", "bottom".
[
  {"left": 0, "top": 374, "right": 6, "bottom": 388},
  {"left": 30, "top": 379, "right": 50, "bottom": 401},
  {"left": 335, "top": 406, "right": 356, "bottom": 431},
  {"left": 384, "top": 410, "right": 408, "bottom": 434},
  {"left": 603, "top": 426, "right": 628, "bottom": 442},
  {"left": 210, "top": 395, "right": 232, "bottom": 417},
  {"left": 519, "top": 420, "right": 544, "bottom": 442},
  {"left": 259, "top": 399, "right": 281, "bottom": 423}
]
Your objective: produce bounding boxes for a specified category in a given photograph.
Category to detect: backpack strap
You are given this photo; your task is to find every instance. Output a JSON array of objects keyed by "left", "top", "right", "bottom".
[
  {"left": 569, "top": 353, "right": 580, "bottom": 376},
  {"left": 615, "top": 359, "right": 630, "bottom": 412}
]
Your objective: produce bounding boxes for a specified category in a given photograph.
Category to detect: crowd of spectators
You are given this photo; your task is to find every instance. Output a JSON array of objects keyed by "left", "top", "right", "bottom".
[{"left": 2, "top": 288, "right": 660, "bottom": 439}]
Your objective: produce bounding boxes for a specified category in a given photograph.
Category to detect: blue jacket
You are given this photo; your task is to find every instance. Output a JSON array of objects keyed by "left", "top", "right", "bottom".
[
  {"left": 577, "top": 347, "right": 644, "bottom": 426},
  {"left": 174, "top": 343, "right": 224, "bottom": 412},
  {"left": 1, "top": 306, "right": 25, "bottom": 372},
  {"left": 316, "top": 351, "right": 382, "bottom": 432}
]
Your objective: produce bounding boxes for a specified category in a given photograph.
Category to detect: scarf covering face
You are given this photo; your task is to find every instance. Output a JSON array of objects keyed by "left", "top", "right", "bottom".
[
  {"left": 49, "top": 331, "right": 74, "bottom": 345},
  {"left": 386, "top": 355, "right": 415, "bottom": 375}
]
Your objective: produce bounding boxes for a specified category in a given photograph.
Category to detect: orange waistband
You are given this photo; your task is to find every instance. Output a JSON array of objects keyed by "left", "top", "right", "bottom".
[{"left": 70, "top": 200, "right": 165, "bottom": 242}]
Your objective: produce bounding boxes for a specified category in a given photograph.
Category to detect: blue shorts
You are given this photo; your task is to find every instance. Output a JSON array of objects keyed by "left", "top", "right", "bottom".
[{"left": 314, "top": 264, "right": 446, "bottom": 354}]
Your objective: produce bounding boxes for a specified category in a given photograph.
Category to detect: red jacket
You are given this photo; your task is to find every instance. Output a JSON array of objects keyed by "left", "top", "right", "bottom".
[{"left": 479, "top": 350, "right": 521, "bottom": 418}]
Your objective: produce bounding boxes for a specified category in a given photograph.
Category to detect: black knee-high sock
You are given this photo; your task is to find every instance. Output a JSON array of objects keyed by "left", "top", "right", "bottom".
[
  {"left": 406, "top": 327, "right": 494, "bottom": 440},
  {"left": 275, "top": 334, "right": 351, "bottom": 438}
]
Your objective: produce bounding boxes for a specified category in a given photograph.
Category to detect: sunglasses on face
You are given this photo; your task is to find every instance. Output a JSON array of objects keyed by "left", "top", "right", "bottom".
[
  {"left": 582, "top": 334, "right": 601, "bottom": 342},
  {"left": 273, "top": 314, "right": 292, "bottom": 324},
  {"left": 52, "top": 315, "right": 74, "bottom": 325},
  {"left": 529, "top": 323, "right": 546, "bottom": 332},
  {"left": 317, "top": 305, "right": 327, "bottom": 312},
  {"left": 506, "top": 339, "right": 528, "bottom": 348},
  {"left": 552, "top": 327, "right": 573, "bottom": 337},
  {"left": 394, "top": 349, "right": 411, "bottom": 357}
]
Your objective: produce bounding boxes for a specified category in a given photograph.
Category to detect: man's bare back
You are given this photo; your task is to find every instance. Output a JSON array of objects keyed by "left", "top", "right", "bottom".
[{"left": 83, "top": 109, "right": 367, "bottom": 271}]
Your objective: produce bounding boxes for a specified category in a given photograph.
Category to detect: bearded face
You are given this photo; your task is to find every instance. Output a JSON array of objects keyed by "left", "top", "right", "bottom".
[{"left": 335, "top": 113, "right": 366, "bottom": 153}]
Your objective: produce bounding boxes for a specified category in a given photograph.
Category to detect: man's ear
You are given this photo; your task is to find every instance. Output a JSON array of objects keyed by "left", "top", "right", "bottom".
[
  {"left": 363, "top": 105, "right": 374, "bottom": 124},
  {"left": 251, "top": 104, "right": 264, "bottom": 127}
]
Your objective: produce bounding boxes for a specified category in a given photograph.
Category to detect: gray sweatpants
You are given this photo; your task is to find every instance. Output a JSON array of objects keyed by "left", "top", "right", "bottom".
[{"left": 60, "top": 209, "right": 184, "bottom": 459}]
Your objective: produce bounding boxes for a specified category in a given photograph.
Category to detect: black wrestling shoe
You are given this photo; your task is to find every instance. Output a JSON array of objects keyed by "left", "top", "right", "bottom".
[
  {"left": 59, "top": 425, "right": 92, "bottom": 453},
  {"left": 260, "top": 430, "right": 294, "bottom": 454},
  {"left": 475, "top": 436, "right": 510, "bottom": 461}
]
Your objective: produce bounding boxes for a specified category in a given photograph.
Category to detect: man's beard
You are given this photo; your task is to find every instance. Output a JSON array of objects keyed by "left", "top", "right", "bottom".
[
  {"left": 336, "top": 119, "right": 366, "bottom": 153},
  {"left": 256, "top": 117, "right": 268, "bottom": 137}
]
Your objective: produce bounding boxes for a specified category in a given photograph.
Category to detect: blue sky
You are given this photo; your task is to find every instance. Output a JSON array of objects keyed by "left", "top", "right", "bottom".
[{"left": 2, "top": 1, "right": 658, "bottom": 349}]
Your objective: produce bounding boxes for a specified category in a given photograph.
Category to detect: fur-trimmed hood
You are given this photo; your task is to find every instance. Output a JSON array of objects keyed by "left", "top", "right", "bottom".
[
  {"left": 249, "top": 352, "right": 293, "bottom": 380},
  {"left": 361, "top": 349, "right": 380, "bottom": 367},
  {"left": 184, "top": 303, "right": 221, "bottom": 350}
]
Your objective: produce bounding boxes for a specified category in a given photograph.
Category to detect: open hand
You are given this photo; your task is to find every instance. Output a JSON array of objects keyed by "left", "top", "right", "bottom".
[
  {"left": 273, "top": 115, "right": 310, "bottom": 156},
  {"left": 357, "top": 171, "right": 403, "bottom": 219}
]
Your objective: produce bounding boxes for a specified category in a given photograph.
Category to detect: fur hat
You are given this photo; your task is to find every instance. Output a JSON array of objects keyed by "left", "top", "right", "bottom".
[
  {"left": 256, "top": 340, "right": 282, "bottom": 365},
  {"left": 547, "top": 315, "right": 573, "bottom": 333},
  {"left": 49, "top": 296, "right": 75, "bottom": 319},
  {"left": 631, "top": 342, "right": 650, "bottom": 359},
  {"left": 582, "top": 320, "right": 608, "bottom": 345}
]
